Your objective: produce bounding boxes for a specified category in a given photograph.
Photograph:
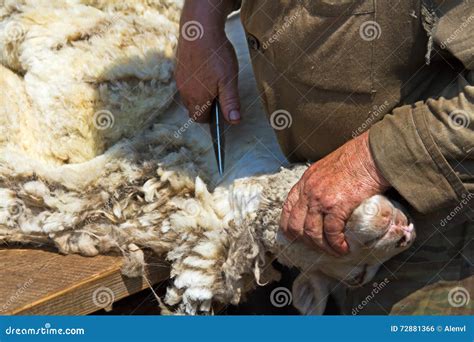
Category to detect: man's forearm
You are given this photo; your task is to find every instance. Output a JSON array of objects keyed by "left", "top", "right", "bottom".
[{"left": 181, "top": 0, "right": 239, "bottom": 30}]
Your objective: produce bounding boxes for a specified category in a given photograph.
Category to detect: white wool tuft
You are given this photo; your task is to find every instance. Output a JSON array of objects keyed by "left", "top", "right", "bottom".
[{"left": 174, "top": 271, "right": 215, "bottom": 289}]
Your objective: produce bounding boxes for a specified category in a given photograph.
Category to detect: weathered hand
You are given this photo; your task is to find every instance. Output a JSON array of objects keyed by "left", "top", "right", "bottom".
[
  {"left": 280, "top": 131, "right": 390, "bottom": 255},
  {"left": 175, "top": 0, "right": 241, "bottom": 124}
]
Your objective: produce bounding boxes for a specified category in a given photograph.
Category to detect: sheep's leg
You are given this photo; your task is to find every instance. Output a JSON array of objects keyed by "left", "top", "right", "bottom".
[{"left": 292, "top": 271, "right": 335, "bottom": 315}]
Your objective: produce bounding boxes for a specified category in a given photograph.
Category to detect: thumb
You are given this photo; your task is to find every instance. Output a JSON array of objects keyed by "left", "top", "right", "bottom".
[{"left": 218, "top": 77, "right": 241, "bottom": 124}]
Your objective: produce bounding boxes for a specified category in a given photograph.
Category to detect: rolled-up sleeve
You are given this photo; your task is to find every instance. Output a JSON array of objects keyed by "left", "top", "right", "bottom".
[{"left": 369, "top": 3, "right": 473, "bottom": 213}]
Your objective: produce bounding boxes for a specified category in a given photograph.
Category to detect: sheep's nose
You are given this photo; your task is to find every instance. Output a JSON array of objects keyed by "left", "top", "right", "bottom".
[
  {"left": 396, "top": 223, "right": 415, "bottom": 247},
  {"left": 403, "top": 223, "right": 414, "bottom": 233}
]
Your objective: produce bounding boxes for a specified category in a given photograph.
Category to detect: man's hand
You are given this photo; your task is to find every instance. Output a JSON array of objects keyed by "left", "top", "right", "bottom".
[
  {"left": 280, "top": 131, "right": 390, "bottom": 255},
  {"left": 175, "top": 0, "right": 241, "bottom": 124}
]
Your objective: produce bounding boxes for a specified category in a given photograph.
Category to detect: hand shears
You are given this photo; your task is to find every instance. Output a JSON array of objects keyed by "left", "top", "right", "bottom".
[{"left": 210, "top": 98, "right": 225, "bottom": 176}]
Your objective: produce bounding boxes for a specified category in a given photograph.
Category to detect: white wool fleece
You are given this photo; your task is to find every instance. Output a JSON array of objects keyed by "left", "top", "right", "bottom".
[{"left": 0, "top": 0, "right": 180, "bottom": 164}]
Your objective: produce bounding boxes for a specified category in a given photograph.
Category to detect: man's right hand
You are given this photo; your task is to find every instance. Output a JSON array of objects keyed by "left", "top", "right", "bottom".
[{"left": 175, "top": 0, "right": 241, "bottom": 124}]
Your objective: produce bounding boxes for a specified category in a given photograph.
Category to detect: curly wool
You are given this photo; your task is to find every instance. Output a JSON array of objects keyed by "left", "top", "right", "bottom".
[{"left": 0, "top": 0, "right": 179, "bottom": 165}]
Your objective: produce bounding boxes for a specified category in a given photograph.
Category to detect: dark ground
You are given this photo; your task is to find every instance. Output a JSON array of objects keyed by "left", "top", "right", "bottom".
[{"left": 94, "top": 262, "right": 340, "bottom": 315}]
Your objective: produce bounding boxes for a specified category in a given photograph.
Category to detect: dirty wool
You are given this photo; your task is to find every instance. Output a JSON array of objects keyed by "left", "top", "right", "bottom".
[{"left": 0, "top": 0, "right": 415, "bottom": 314}]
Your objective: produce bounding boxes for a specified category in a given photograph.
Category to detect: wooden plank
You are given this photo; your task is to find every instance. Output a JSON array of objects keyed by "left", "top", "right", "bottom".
[{"left": 0, "top": 248, "right": 170, "bottom": 315}]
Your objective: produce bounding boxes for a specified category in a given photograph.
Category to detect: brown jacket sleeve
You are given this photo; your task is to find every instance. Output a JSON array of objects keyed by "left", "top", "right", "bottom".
[{"left": 369, "top": 2, "right": 473, "bottom": 213}]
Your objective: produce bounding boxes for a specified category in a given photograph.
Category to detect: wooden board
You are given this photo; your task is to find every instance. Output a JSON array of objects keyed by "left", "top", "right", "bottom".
[{"left": 0, "top": 248, "right": 170, "bottom": 315}]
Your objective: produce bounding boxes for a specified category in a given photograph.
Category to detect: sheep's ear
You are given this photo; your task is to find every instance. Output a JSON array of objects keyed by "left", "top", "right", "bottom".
[{"left": 292, "top": 272, "right": 332, "bottom": 315}]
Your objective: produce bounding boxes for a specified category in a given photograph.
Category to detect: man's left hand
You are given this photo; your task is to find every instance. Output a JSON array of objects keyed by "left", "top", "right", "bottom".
[{"left": 280, "top": 131, "right": 390, "bottom": 255}]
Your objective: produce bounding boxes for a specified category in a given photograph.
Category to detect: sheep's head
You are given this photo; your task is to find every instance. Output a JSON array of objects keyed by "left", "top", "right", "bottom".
[
  {"left": 345, "top": 195, "right": 415, "bottom": 265},
  {"left": 282, "top": 193, "right": 416, "bottom": 315}
]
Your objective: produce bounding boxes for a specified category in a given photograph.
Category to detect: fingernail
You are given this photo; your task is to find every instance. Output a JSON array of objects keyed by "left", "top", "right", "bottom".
[{"left": 229, "top": 110, "right": 240, "bottom": 122}]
